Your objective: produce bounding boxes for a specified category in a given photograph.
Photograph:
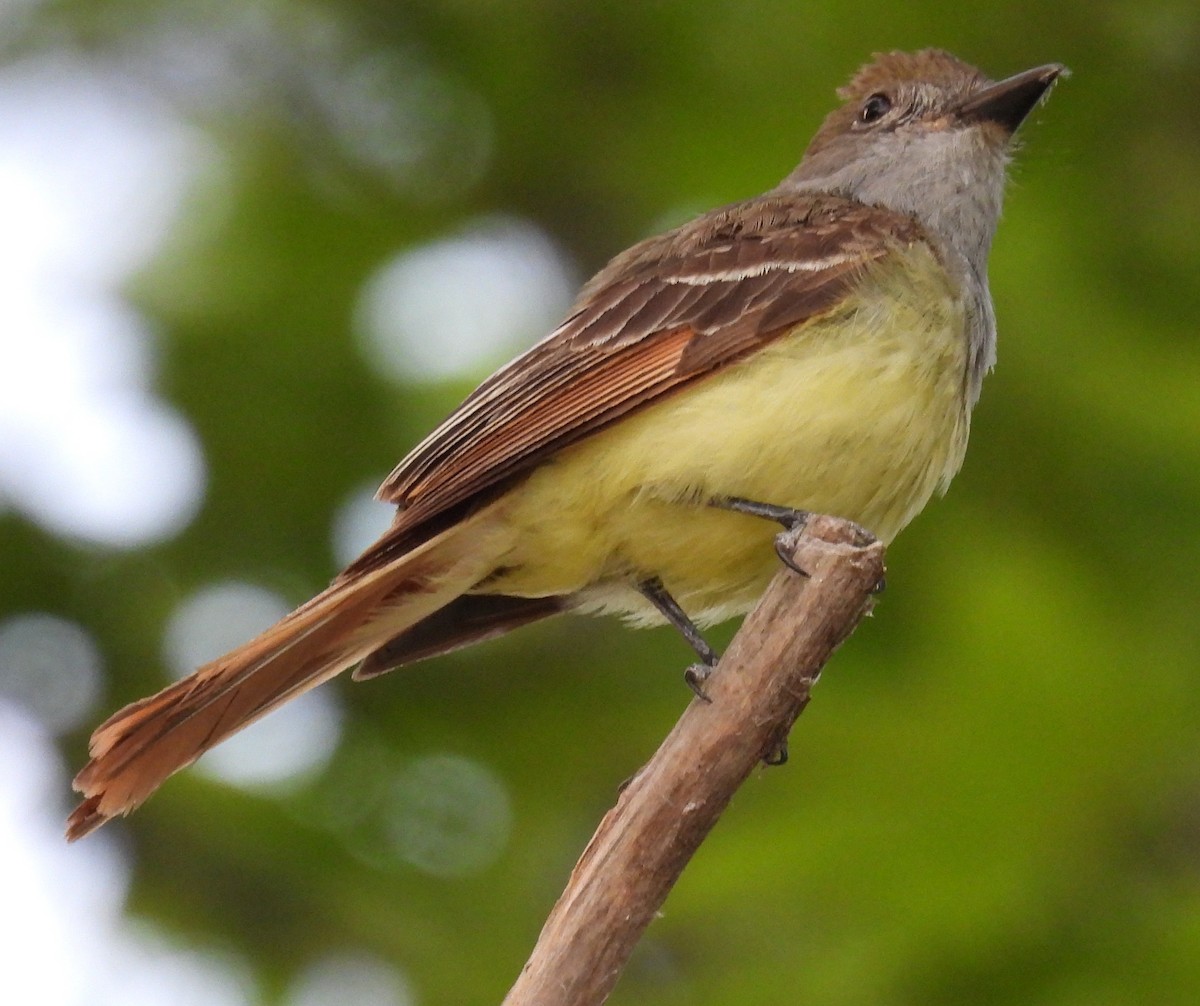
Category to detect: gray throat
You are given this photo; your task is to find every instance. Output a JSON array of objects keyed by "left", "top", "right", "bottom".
[{"left": 778, "top": 128, "right": 1010, "bottom": 406}]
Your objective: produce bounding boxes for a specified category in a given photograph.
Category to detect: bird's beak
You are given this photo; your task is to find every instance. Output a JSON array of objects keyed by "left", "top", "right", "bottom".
[{"left": 955, "top": 63, "right": 1065, "bottom": 133}]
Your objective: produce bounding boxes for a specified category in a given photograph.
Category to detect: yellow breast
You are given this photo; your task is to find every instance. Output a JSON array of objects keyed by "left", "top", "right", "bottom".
[{"left": 482, "top": 244, "right": 971, "bottom": 626}]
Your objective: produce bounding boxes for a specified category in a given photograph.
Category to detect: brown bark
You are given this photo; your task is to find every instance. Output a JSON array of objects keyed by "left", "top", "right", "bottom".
[{"left": 502, "top": 513, "right": 886, "bottom": 1005}]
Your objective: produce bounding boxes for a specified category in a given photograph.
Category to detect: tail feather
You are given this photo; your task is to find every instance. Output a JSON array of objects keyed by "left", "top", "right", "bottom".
[{"left": 67, "top": 510, "right": 509, "bottom": 841}]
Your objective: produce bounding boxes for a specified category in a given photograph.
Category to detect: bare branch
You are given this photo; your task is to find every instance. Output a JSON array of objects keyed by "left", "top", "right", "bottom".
[{"left": 503, "top": 513, "right": 886, "bottom": 1006}]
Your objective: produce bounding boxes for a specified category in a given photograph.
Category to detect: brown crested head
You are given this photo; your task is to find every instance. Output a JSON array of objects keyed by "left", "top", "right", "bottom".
[
  {"left": 804, "top": 49, "right": 991, "bottom": 161},
  {"left": 837, "top": 49, "right": 989, "bottom": 104}
]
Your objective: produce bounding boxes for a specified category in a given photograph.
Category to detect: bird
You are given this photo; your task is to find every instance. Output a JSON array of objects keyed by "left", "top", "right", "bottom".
[{"left": 67, "top": 49, "right": 1062, "bottom": 840}]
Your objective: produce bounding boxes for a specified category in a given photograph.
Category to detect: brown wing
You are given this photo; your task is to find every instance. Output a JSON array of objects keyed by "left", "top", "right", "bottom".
[{"left": 348, "top": 192, "right": 925, "bottom": 573}]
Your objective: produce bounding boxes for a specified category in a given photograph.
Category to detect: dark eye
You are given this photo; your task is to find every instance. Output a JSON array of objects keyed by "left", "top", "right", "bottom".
[{"left": 858, "top": 93, "right": 892, "bottom": 124}]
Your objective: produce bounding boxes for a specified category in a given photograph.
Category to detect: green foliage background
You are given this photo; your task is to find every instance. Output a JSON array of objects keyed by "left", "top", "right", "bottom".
[{"left": 5, "top": 1, "right": 1200, "bottom": 1003}]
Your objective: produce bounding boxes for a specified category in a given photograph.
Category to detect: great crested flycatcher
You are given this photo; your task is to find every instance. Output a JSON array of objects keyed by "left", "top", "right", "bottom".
[{"left": 68, "top": 49, "right": 1062, "bottom": 839}]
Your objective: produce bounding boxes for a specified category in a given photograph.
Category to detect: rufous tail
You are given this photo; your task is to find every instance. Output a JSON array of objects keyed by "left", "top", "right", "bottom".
[{"left": 67, "top": 508, "right": 509, "bottom": 841}]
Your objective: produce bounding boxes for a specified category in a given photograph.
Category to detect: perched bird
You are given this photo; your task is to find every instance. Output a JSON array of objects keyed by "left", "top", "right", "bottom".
[{"left": 68, "top": 49, "right": 1062, "bottom": 840}]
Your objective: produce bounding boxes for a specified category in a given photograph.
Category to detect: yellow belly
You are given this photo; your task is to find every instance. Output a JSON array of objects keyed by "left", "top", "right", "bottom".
[{"left": 479, "top": 248, "right": 971, "bottom": 626}]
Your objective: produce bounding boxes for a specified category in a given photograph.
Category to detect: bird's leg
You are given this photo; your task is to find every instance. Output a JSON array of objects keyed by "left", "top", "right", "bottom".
[
  {"left": 707, "top": 495, "right": 813, "bottom": 575},
  {"left": 636, "top": 576, "right": 717, "bottom": 701},
  {"left": 709, "top": 495, "right": 885, "bottom": 592},
  {"left": 708, "top": 495, "right": 812, "bottom": 529}
]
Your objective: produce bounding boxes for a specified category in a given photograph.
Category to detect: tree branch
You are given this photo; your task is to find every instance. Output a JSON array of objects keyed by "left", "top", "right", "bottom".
[{"left": 502, "top": 513, "right": 886, "bottom": 1006}]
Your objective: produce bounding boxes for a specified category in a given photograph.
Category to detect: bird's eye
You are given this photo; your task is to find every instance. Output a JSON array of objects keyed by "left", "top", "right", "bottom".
[{"left": 858, "top": 93, "right": 892, "bottom": 124}]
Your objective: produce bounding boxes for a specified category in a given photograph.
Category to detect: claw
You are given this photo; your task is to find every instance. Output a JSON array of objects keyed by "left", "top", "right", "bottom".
[
  {"left": 773, "top": 533, "right": 811, "bottom": 577},
  {"left": 684, "top": 663, "right": 713, "bottom": 702},
  {"left": 763, "top": 738, "right": 789, "bottom": 766}
]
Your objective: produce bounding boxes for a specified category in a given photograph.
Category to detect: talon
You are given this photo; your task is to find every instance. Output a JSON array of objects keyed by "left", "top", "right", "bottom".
[
  {"left": 774, "top": 533, "right": 811, "bottom": 577},
  {"left": 684, "top": 663, "right": 714, "bottom": 702},
  {"left": 851, "top": 523, "right": 880, "bottom": 548},
  {"left": 764, "top": 739, "right": 789, "bottom": 766},
  {"left": 616, "top": 765, "right": 644, "bottom": 794}
]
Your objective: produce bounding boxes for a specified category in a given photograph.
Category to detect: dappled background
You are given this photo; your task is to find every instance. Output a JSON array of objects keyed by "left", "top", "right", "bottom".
[{"left": 2, "top": 2, "right": 1199, "bottom": 1004}]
